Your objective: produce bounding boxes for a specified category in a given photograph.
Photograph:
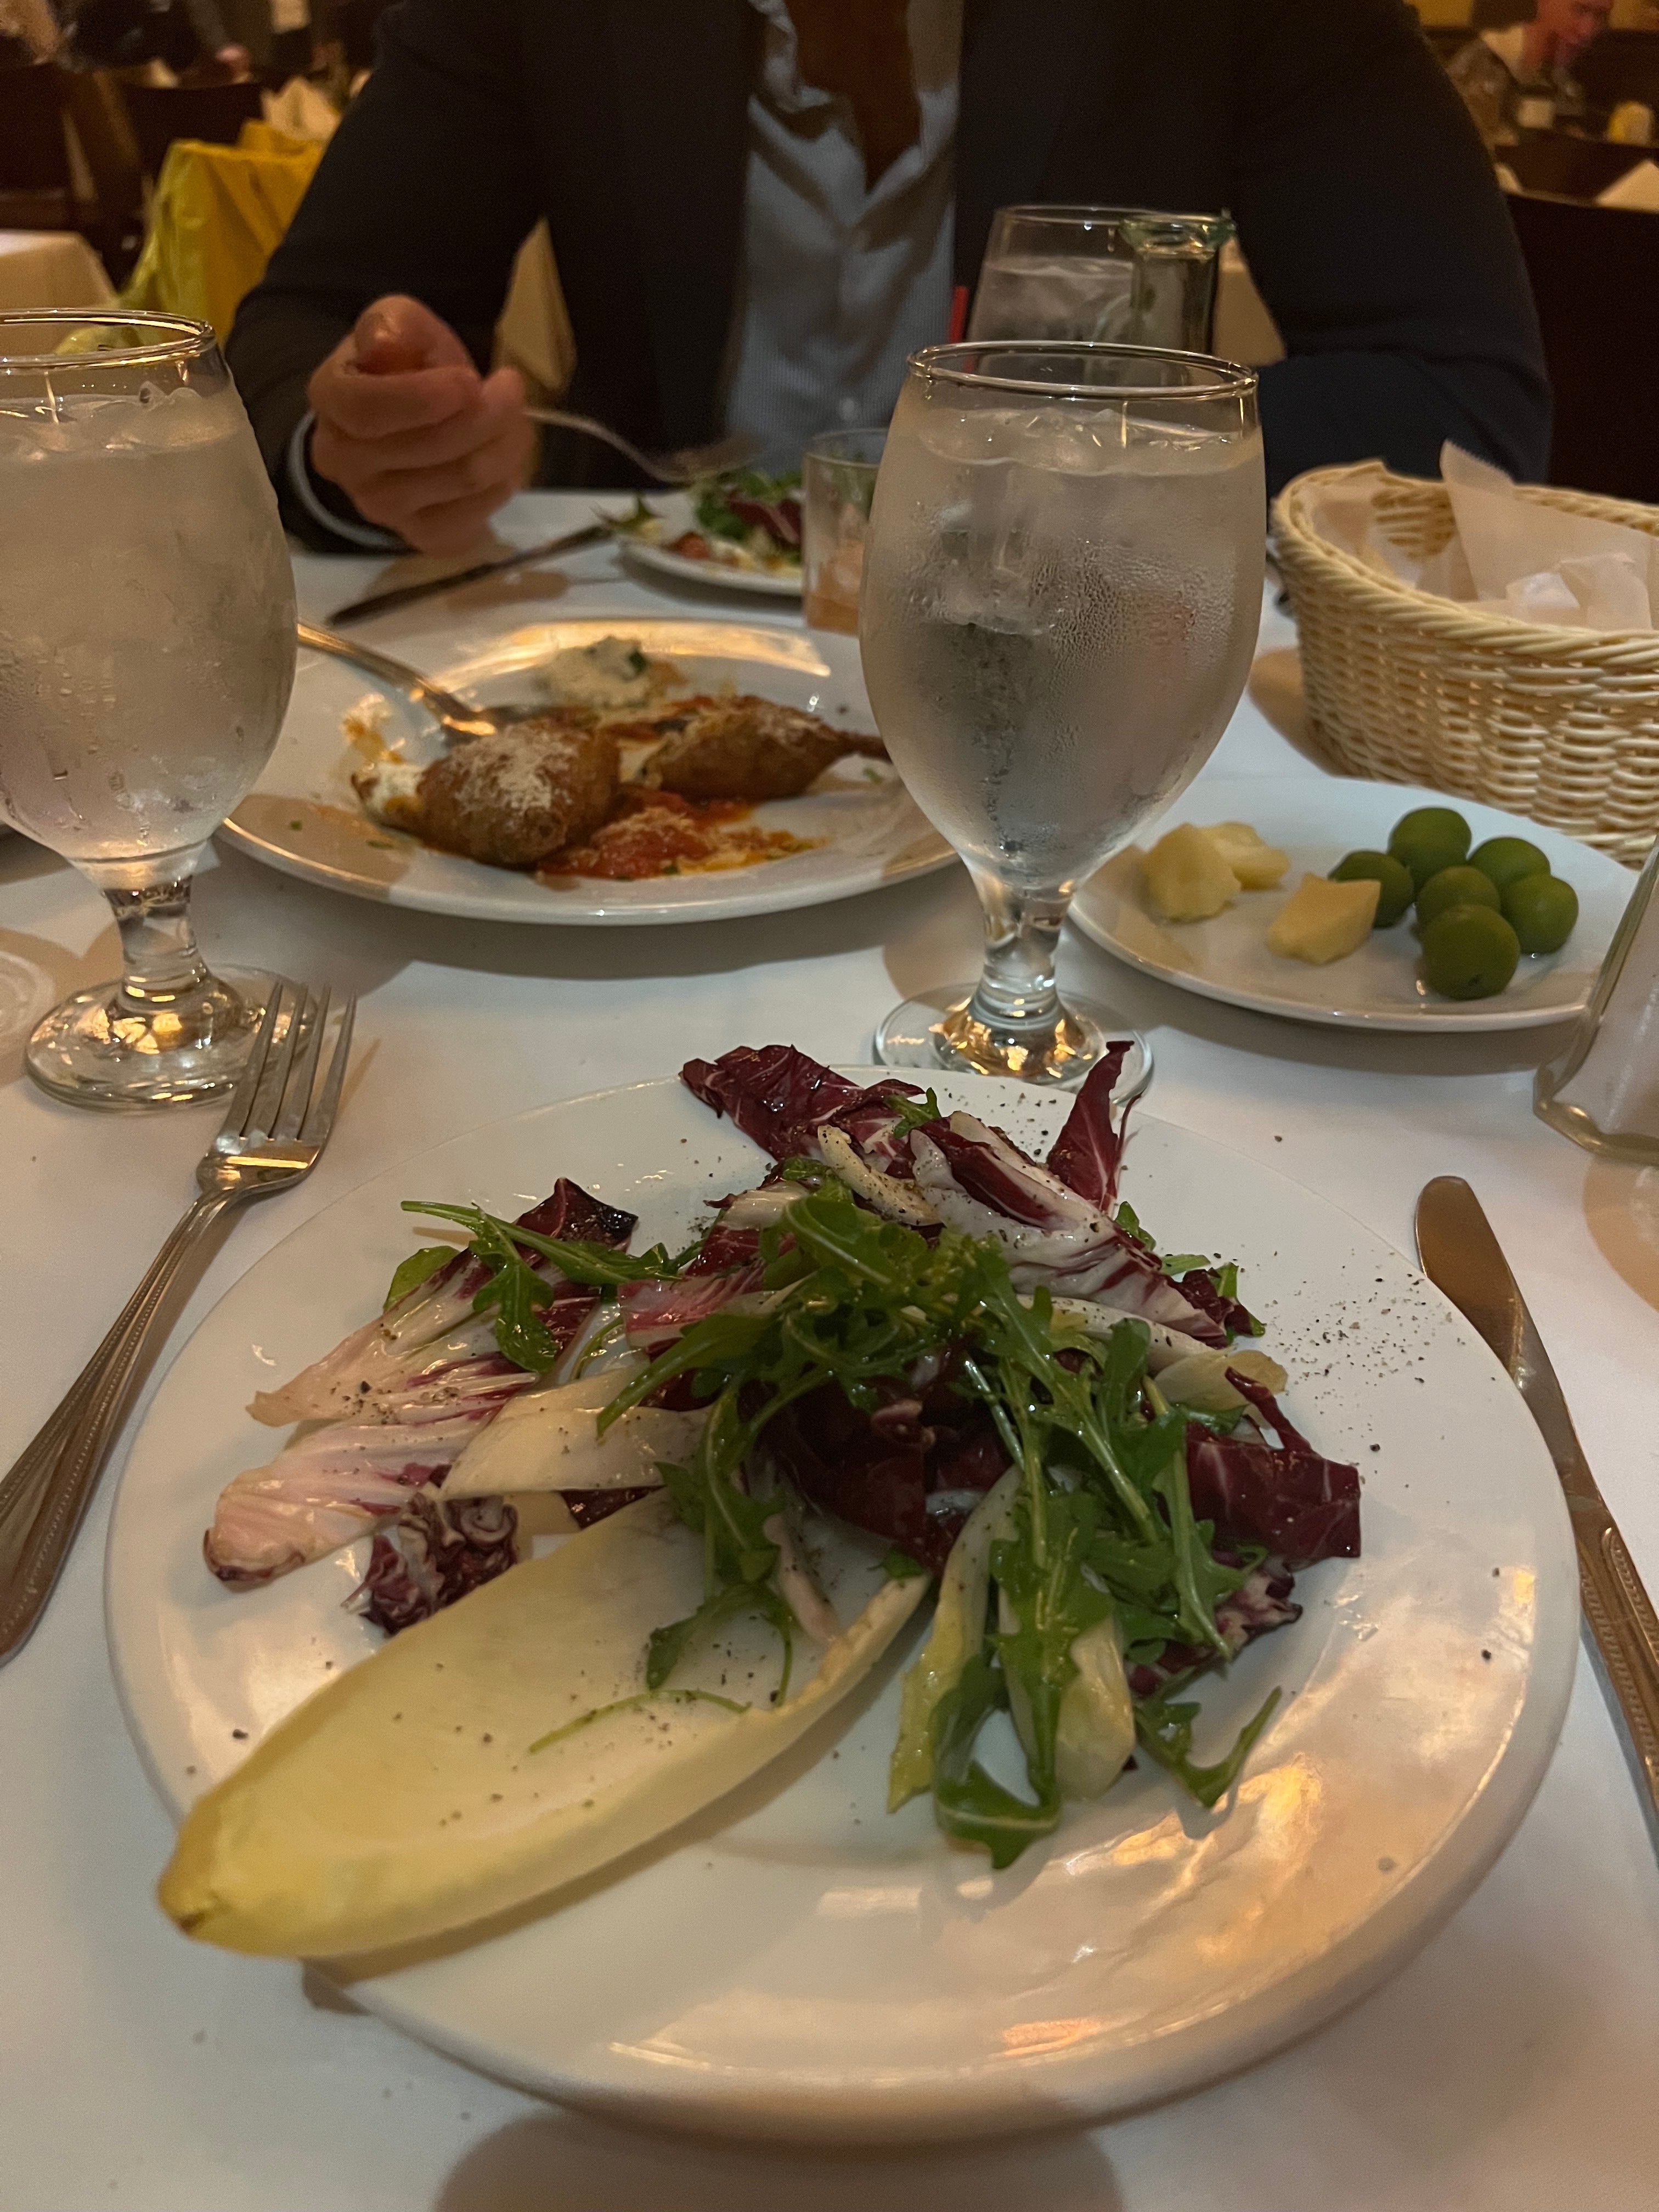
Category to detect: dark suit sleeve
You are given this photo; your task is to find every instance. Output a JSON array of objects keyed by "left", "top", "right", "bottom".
[
  {"left": 1228, "top": 0, "right": 1551, "bottom": 496},
  {"left": 225, "top": 0, "right": 540, "bottom": 544}
]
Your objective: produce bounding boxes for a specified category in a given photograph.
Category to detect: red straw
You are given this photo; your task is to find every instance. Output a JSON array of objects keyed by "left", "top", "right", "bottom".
[{"left": 947, "top": 285, "right": 969, "bottom": 343}]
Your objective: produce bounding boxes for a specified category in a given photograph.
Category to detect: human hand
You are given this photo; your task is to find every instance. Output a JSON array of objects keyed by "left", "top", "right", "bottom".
[
  {"left": 306, "top": 295, "right": 534, "bottom": 556},
  {"left": 215, "top": 43, "right": 251, "bottom": 74}
]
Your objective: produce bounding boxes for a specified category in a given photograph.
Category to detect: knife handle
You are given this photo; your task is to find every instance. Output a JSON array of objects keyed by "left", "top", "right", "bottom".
[{"left": 1576, "top": 1508, "right": 1659, "bottom": 1812}]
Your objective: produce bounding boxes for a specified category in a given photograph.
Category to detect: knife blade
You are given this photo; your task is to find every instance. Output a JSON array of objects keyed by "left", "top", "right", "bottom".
[
  {"left": 1415, "top": 1175, "right": 1659, "bottom": 1840},
  {"left": 324, "top": 521, "right": 612, "bottom": 627}
]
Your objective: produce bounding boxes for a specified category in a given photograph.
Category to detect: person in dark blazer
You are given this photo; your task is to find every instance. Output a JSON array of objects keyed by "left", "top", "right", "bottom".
[{"left": 228, "top": 0, "right": 1553, "bottom": 556}]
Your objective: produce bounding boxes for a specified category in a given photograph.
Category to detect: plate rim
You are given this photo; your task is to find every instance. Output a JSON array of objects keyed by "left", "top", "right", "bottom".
[
  {"left": 104, "top": 1071, "right": 1578, "bottom": 2137},
  {"left": 1070, "top": 774, "right": 1628, "bottom": 1034},
  {"left": 228, "top": 617, "right": 949, "bottom": 923},
  {"left": 612, "top": 493, "right": 803, "bottom": 599}
]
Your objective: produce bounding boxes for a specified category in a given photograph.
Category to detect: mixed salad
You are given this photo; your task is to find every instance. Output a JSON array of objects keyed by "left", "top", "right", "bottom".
[
  {"left": 612, "top": 470, "right": 804, "bottom": 577},
  {"left": 165, "top": 1046, "right": 1359, "bottom": 1957}
]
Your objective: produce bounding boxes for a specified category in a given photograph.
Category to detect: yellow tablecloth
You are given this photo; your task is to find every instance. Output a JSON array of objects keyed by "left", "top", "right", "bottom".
[
  {"left": 118, "top": 122, "right": 321, "bottom": 342},
  {"left": 0, "top": 229, "right": 115, "bottom": 312}
]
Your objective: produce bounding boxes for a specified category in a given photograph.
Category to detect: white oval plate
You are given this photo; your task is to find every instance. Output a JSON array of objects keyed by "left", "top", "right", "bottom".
[
  {"left": 221, "top": 620, "right": 948, "bottom": 924},
  {"left": 612, "top": 492, "right": 803, "bottom": 598},
  {"left": 106, "top": 1073, "right": 1577, "bottom": 2140},
  {"left": 1072, "top": 775, "right": 1632, "bottom": 1031}
]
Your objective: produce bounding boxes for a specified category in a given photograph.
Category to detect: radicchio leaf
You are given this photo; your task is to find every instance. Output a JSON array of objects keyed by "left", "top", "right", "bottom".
[
  {"left": 725, "top": 494, "right": 802, "bottom": 549},
  {"left": 763, "top": 1376, "right": 1007, "bottom": 1576},
  {"left": 681, "top": 1045, "right": 919, "bottom": 1168},
  {"left": 209, "top": 1181, "right": 636, "bottom": 1589},
  {"left": 1045, "top": 1041, "right": 1135, "bottom": 1207},
  {"left": 1183, "top": 1372, "right": 1362, "bottom": 1568},
  {"left": 910, "top": 1115, "right": 1227, "bottom": 1346},
  {"left": 1126, "top": 1557, "right": 1302, "bottom": 1697},
  {"left": 347, "top": 1491, "right": 519, "bottom": 1635}
]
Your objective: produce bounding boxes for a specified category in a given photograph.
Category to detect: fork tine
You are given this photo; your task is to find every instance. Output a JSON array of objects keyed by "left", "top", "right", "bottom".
[
  {"left": 667, "top": 434, "right": 761, "bottom": 480},
  {"left": 247, "top": 986, "right": 311, "bottom": 1143},
  {"left": 218, "top": 985, "right": 285, "bottom": 1141},
  {"left": 273, "top": 986, "right": 331, "bottom": 1141},
  {"left": 299, "top": 993, "right": 356, "bottom": 1148}
]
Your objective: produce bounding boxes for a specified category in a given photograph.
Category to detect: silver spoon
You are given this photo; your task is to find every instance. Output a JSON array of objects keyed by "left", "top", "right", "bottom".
[{"left": 296, "top": 622, "right": 551, "bottom": 742}]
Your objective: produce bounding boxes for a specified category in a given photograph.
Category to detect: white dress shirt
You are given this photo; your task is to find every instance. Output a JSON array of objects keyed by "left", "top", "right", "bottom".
[{"left": 721, "top": 0, "right": 962, "bottom": 460}]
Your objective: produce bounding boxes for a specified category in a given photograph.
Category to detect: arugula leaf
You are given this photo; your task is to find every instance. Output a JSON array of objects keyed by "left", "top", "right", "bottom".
[
  {"left": 882, "top": 1549, "right": 929, "bottom": 1582},
  {"left": 990, "top": 1476, "right": 1114, "bottom": 1808},
  {"left": 645, "top": 1581, "right": 797, "bottom": 1702},
  {"left": 1113, "top": 1200, "right": 1153, "bottom": 1249},
  {"left": 1133, "top": 1678, "right": 1281, "bottom": 1808},
  {"left": 383, "top": 1245, "right": 454, "bottom": 1311},
  {"left": 930, "top": 1655, "right": 1062, "bottom": 1869},
  {"left": 528, "top": 1685, "right": 748, "bottom": 1754},
  {"left": 881, "top": 1087, "right": 944, "bottom": 1138},
  {"left": 606, "top": 495, "right": 656, "bottom": 535},
  {"left": 402, "top": 1201, "right": 680, "bottom": 1286}
]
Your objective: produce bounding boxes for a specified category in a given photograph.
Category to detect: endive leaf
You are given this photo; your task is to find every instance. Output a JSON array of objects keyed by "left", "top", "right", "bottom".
[{"left": 160, "top": 1494, "right": 924, "bottom": 1958}]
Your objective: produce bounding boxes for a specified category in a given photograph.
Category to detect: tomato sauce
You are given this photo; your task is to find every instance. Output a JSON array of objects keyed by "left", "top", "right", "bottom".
[{"left": 538, "top": 789, "right": 818, "bottom": 883}]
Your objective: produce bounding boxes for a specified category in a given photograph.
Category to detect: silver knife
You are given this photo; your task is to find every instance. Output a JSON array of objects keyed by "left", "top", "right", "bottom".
[
  {"left": 324, "top": 520, "right": 612, "bottom": 627},
  {"left": 1415, "top": 1176, "right": 1659, "bottom": 1841}
]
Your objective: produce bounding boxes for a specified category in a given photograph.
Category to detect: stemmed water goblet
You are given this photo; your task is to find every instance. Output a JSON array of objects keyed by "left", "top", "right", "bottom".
[
  {"left": 858, "top": 340, "right": 1264, "bottom": 1086},
  {"left": 0, "top": 312, "right": 297, "bottom": 1108}
]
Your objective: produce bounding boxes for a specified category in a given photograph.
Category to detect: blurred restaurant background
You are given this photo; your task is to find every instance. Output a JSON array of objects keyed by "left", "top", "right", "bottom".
[{"left": 2, "top": 0, "right": 1656, "bottom": 503}]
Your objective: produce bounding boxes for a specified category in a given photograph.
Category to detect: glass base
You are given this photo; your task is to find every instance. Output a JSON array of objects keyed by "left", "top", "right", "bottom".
[
  {"left": 875, "top": 983, "right": 1152, "bottom": 1097},
  {"left": 25, "top": 966, "right": 284, "bottom": 1111}
]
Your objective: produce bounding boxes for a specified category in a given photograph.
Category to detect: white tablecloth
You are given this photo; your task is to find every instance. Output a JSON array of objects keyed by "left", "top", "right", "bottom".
[
  {"left": 0, "top": 227, "right": 115, "bottom": 312},
  {"left": 2, "top": 493, "right": 1657, "bottom": 2212}
]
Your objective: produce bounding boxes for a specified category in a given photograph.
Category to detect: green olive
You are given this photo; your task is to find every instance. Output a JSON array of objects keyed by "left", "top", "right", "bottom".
[
  {"left": 1328, "top": 849, "right": 1415, "bottom": 927},
  {"left": 1468, "top": 835, "right": 1549, "bottom": 894},
  {"left": 1415, "top": 865, "right": 1502, "bottom": 930},
  {"left": 1502, "top": 872, "right": 1578, "bottom": 955},
  {"left": 1389, "top": 806, "right": 1472, "bottom": 891},
  {"left": 1420, "top": 905, "right": 1522, "bottom": 1000}
]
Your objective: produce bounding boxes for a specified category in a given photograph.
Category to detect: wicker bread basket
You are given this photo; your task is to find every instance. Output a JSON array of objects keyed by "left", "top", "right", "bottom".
[{"left": 1272, "top": 461, "right": 1659, "bottom": 865}]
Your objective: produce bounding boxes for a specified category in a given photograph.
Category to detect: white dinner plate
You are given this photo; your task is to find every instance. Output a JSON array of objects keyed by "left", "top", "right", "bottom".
[
  {"left": 221, "top": 620, "right": 949, "bottom": 924},
  {"left": 106, "top": 1072, "right": 1577, "bottom": 2141},
  {"left": 611, "top": 492, "right": 803, "bottom": 598},
  {"left": 1071, "top": 775, "right": 1632, "bottom": 1032}
]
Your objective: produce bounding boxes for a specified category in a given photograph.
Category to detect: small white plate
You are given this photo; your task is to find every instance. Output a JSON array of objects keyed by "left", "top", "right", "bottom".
[
  {"left": 1073, "top": 775, "right": 1631, "bottom": 1032},
  {"left": 611, "top": 492, "right": 803, "bottom": 599},
  {"left": 222, "top": 619, "right": 950, "bottom": 925},
  {"left": 107, "top": 1074, "right": 1576, "bottom": 2141}
]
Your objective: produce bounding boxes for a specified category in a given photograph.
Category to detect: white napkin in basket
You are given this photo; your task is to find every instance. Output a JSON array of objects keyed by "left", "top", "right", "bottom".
[
  {"left": 1303, "top": 447, "right": 1657, "bottom": 631},
  {"left": 1441, "top": 444, "right": 1656, "bottom": 629}
]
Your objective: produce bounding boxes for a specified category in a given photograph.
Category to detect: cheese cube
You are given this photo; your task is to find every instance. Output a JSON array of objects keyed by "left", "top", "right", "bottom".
[
  {"left": 1201, "top": 821, "right": 1291, "bottom": 890},
  {"left": 1143, "top": 822, "right": 1240, "bottom": 922},
  {"left": 1267, "top": 872, "right": 1380, "bottom": 963}
]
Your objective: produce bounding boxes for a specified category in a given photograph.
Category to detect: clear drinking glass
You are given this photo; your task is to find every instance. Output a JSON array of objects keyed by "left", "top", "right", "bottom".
[
  {"left": 802, "top": 427, "right": 885, "bottom": 635},
  {"left": 859, "top": 340, "right": 1263, "bottom": 1084},
  {"left": 0, "top": 313, "right": 297, "bottom": 1108},
  {"left": 968, "top": 205, "right": 1233, "bottom": 354},
  {"left": 1534, "top": 836, "right": 1659, "bottom": 1165}
]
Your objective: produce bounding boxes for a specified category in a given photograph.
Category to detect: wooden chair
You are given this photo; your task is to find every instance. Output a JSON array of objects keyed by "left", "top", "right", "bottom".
[
  {"left": 0, "top": 60, "right": 78, "bottom": 231},
  {"left": 119, "top": 78, "right": 266, "bottom": 181},
  {"left": 1505, "top": 189, "right": 1659, "bottom": 505},
  {"left": 61, "top": 70, "right": 146, "bottom": 284}
]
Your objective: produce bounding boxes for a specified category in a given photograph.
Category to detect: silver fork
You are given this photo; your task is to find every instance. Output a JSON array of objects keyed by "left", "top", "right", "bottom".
[
  {"left": 523, "top": 408, "right": 760, "bottom": 487},
  {"left": 0, "top": 982, "right": 357, "bottom": 1664}
]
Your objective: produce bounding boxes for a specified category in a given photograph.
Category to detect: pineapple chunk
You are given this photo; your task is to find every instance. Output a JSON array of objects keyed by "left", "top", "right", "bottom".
[
  {"left": 1267, "top": 872, "right": 1380, "bottom": 964},
  {"left": 1144, "top": 822, "right": 1240, "bottom": 922},
  {"left": 1201, "top": 821, "right": 1290, "bottom": 890}
]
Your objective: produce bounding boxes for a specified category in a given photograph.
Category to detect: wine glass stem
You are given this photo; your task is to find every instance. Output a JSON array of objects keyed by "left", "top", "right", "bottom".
[
  {"left": 966, "top": 873, "right": 1069, "bottom": 1037},
  {"left": 105, "top": 874, "right": 216, "bottom": 1030}
]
